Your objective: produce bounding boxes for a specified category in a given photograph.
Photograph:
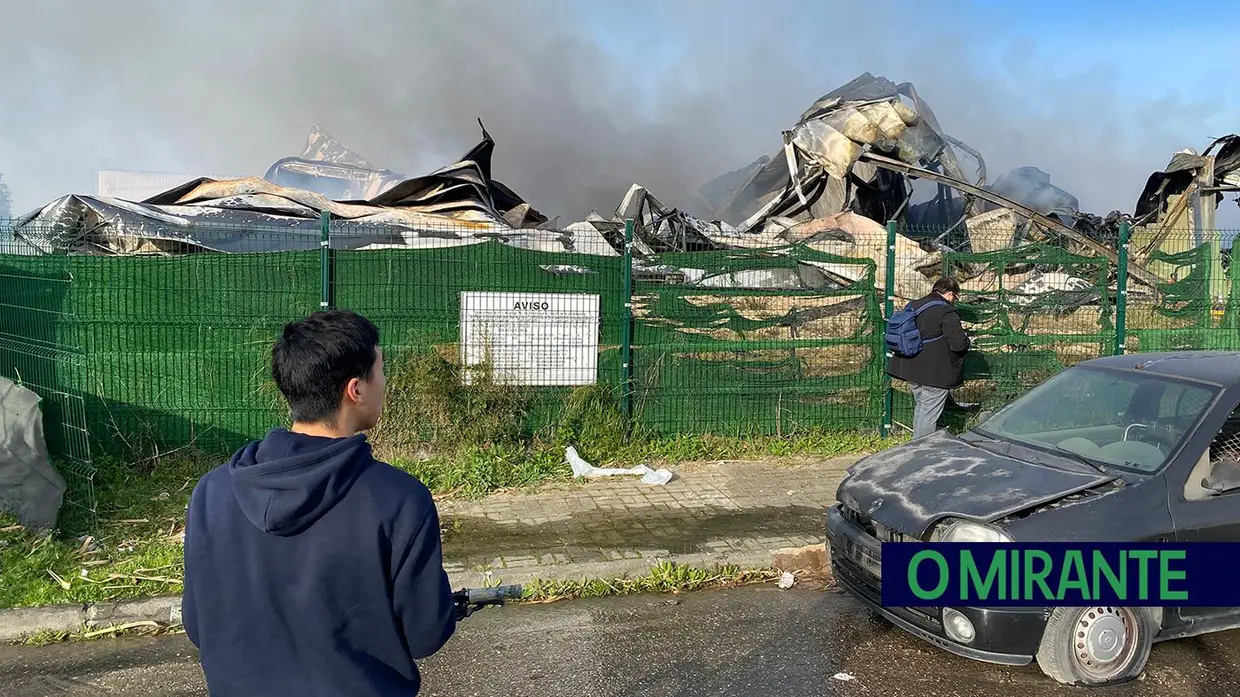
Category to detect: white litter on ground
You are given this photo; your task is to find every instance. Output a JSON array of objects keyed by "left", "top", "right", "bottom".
[
  {"left": 777, "top": 571, "right": 796, "bottom": 589},
  {"left": 832, "top": 672, "right": 856, "bottom": 682},
  {"left": 566, "top": 446, "right": 674, "bottom": 485}
]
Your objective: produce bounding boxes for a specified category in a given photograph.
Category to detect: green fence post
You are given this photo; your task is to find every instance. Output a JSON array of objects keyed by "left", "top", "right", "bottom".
[
  {"left": 320, "top": 210, "right": 333, "bottom": 310},
  {"left": 1115, "top": 222, "right": 1130, "bottom": 355},
  {"left": 882, "top": 220, "right": 897, "bottom": 438},
  {"left": 621, "top": 218, "right": 635, "bottom": 441}
]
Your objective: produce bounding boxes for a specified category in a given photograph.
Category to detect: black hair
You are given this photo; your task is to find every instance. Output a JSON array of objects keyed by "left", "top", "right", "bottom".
[
  {"left": 271, "top": 310, "right": 380, "bottom": 424},
  {"left": 932, "top": 276, "right": 961, "bottom": 295}
]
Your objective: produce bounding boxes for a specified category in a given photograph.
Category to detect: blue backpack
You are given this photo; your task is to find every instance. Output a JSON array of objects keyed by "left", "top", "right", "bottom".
[{"left": 885, "top": 299, "right": 949, "bottom": 357}]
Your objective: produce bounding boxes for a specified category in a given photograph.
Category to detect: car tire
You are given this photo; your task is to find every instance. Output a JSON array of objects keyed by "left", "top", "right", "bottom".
[{"left": 1035, "top": 606, "right": 1155, "bottom": 686}]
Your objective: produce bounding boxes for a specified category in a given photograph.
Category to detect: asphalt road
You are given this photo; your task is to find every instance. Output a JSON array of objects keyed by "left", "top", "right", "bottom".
[{"left": 2, "top": 585, "right": 1240, "bottom": 696}]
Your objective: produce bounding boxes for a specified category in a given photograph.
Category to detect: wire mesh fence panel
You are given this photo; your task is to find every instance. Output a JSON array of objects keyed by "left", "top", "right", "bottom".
[
  {"left": 0, "top": 223, "right": 96, "bottom": 534},
  {"left": 631, "top": 243, "right": 884, "bottom": 437},
  {"left": 1126, "top": 229, "right": 1240, "bottom": 351},
  {"left": 331, "top": 224, "right": 626, "bottom": 459},
  {"left": 6, "top": 221, "right": 324, "bottom": 465}
]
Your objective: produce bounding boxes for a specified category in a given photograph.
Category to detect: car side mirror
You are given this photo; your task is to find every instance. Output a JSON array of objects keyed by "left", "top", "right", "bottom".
[{"left": 1202, "top": 459, "right": 1240, "bottom": 495}]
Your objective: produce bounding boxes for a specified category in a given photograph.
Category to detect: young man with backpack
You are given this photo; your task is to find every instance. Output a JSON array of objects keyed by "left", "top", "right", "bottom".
[
  {"left": 182, "top": 310, "right": 457, "bottom": 696},
  {"left": 885, "top": 277, "right": 971, "bottom": 439}
]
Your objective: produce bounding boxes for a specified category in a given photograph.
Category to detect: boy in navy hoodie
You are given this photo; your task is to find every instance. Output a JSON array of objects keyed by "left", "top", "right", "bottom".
[{"left": 182, "top": 310, "right": 456, "bottom": 696}]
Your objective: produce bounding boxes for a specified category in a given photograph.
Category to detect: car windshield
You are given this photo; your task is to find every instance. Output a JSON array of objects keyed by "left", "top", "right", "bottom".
[{"left": 973, "top": 365, "right": 1218, "bottom": 474}]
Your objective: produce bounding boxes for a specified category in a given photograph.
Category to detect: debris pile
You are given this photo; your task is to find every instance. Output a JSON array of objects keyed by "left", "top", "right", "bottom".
[
  {"left": 0, "top": 376, "right": 66, "bottom": 532},
  {"left": 9, "top": 72, "right": 1236, "bottom": 301}
]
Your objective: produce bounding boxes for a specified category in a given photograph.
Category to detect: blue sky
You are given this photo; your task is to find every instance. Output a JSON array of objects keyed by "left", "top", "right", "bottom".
[
  {"left": 975, "top": 0, "right": 1238, "bottom": 105},
  {"left": 576, "top": 0, "right": 1240, "bottom": 132}
]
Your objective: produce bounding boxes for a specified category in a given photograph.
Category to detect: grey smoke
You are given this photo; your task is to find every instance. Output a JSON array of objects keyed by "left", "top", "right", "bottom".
[{"left": 0, "top": 0, "right": 1235, "bottom": 225}]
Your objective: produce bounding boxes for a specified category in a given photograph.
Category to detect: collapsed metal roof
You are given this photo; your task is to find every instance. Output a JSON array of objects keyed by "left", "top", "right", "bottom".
[
  {"left": 12, "top": 121, "right": 613, "bottom": 257},
  {"left": 10, "top": 72, "right": 1236, "bottom": 295}
]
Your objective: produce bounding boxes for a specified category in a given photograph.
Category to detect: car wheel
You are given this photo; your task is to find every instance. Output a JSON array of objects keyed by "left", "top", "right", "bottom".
[{"left": 1035, "top": 606, "right": 1155, "bottom": 686}]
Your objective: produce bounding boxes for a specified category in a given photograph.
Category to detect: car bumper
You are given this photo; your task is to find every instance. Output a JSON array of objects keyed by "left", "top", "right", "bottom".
[{"left": 825, "top": 504, "right": 1049, "bottom": 666}]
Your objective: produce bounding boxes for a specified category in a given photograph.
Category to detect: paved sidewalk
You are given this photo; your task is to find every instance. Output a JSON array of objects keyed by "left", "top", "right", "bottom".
[{"left": 439, "top": 454, "right": 859, "bottom": 587}]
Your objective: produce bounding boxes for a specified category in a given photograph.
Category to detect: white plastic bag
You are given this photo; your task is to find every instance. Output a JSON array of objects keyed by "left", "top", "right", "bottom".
[{"left": 566, "top": 446, "right": 674, "bottom": 486}]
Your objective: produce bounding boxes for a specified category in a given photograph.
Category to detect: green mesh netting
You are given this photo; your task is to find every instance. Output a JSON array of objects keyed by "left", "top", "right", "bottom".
[
  {"left": 888, "top": 236, "right": 1117, "bottom": 431},
  {"left": 1132, "top": 240, "right": 1240, "bottom": 351},
  {"left": 632, "top": 244, "right": 884, "bottom": 435}
]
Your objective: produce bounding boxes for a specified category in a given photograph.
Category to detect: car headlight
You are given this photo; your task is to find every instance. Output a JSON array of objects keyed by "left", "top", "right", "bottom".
[{"left": 937, "top": 520, "right": 1013, "bottom": 543}]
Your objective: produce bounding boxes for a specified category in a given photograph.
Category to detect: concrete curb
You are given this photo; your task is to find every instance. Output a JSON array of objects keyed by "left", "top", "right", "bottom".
[
  {"left": 0, "top": 543, "right": 830, "bottom": 644},
  {"left": 0, "top": 595, "right": 183, "bottom": 644}
]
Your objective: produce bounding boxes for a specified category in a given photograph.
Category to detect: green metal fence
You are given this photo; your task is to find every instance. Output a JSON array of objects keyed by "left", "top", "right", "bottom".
[
  {"left": 0, "top": 247, "right": 95, "bottom": 534},
  {"left": 1, "top": 215, "right": 1237, "bottom": 533}
]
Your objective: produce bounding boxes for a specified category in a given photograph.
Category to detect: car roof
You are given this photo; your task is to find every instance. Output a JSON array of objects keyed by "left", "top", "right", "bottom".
[{"left": 1079, "top": 351, "right": 1240, "bottom": 387}]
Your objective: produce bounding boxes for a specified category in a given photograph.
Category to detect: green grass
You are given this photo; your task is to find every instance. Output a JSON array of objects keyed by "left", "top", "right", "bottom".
[
  {"left": 519, "top": 561, "right": 787, "bottom": 603},
  {"left": 396, "top": 428, "right": 896, "bottom": 499},
  {"left": 0, "top": 453, "right": 196, "bottom": 609}
]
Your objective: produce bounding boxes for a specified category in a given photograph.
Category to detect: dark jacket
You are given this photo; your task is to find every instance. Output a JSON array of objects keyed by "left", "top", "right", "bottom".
[
  {"left": 182, "top": 428, "right": 456, "bottom": 697},
  {"left": 886, "top": 292, "right": 971, "bottom": 389}
]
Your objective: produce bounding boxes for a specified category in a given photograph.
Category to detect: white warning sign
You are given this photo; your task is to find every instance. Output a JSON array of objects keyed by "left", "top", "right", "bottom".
[{"left": 459, "top": 291, "right": 600, "bottom": 386}]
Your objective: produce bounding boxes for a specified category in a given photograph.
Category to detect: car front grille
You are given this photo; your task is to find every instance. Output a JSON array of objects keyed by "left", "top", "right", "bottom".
[
  {"left": 834, "top": 504, "right": 941, "bottom": 630},
  {"left": 841, "top": 505, "right": 913, "bottom": 543}
]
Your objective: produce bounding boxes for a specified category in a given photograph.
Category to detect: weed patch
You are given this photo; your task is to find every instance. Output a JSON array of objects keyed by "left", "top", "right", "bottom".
[
  {"left": 369, "top": 343, "right": 534, "bottom": 460},
  {"left": 13, "top": 622, "right": 184, "bottom": 648},
  {"left": 520, "top": 561, "right": 785, "bottom": 603},
  {"left": 0, "top": 452, "right": 196, "bottom": 609}
]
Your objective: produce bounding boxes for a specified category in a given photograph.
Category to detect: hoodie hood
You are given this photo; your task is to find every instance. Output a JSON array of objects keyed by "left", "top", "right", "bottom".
[{"left": 228, "top": 428, "right": 373, "bottom": 536}]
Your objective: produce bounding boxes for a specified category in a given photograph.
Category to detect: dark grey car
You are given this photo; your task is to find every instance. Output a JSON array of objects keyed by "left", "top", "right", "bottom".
[{"left": 826, "top": 351, "right": 1240, "bottom": 687}]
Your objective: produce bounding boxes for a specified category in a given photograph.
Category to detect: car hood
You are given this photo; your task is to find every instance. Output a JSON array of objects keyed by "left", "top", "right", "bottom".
[{"left": 838, "top": 429, "right": 1117, "bottom": 538}]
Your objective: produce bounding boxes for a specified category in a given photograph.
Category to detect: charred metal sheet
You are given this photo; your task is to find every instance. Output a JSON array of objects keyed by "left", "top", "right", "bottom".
[
  {"left": 606, "top": 184, "right": 723, "bottom": 253},
  {"left": 265, "top": 124, "right": 405, "bottom": 201},
  {"left": 839, "top": 429, "right": 1116, "bottom": 538},
  {"left": 859, "top": 151, "right": 1162, "bottom": 288},
  {"left": 298, "top": 123, "right": 376, "bottom": 168},
  {"left": 1135, "top": 134, "right": 1240, "bottom": 224},
  {"left": 705, "top": 73, "right": 984, "bottom": 237},
  {"left": 12, "top": 120, "right": 588, "bottom": 256},
  {"left": 10, "top": 189, "right": 615, "bottom": 257},
  {"left": 983, "top": 167, "right": 1079, "bottom": 219},
  {"left": 370, "top": 121, "right": 549, "bottom": 226}
]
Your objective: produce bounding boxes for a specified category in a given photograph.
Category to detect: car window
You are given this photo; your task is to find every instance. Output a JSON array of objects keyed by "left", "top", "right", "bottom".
[
  {"left": 996, "top": 370, "right": 1135, "bottom": 432},
  {"left": 1208, "top": 410, "right": 1240, "bottom": 467},
  {"left": 975, "top": 366, "right": 1217, "bottom": 474},
  {"left": 1184, "top": 404, "right": 1240, "bottom": 501},
  {"left": 1161, "top": 382, "right": 1216, "bottom": 421}
]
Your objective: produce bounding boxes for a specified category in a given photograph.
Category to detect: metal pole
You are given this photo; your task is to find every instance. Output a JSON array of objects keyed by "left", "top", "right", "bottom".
[
  {"left": 1115, "top": 222, "right": 1130, "bottom": 355},
  {"left": 320, "top": 210, "right": 332, "bottom": 310},
  {"left": 621, "top": 218, "right": 635, "bottom": 440},
  {"left": 882, "top": 220, "right": 897, "bottom": 438}
]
